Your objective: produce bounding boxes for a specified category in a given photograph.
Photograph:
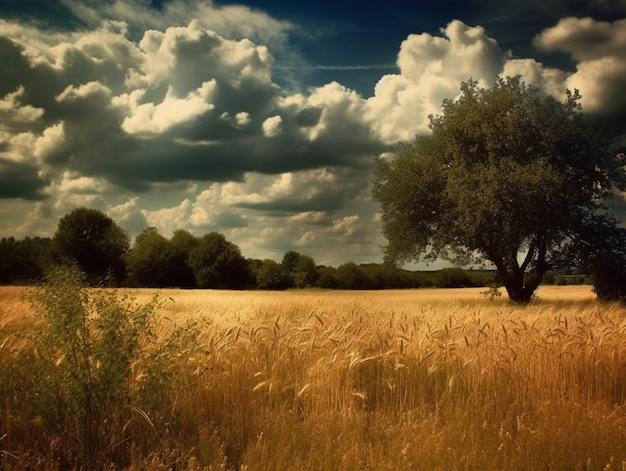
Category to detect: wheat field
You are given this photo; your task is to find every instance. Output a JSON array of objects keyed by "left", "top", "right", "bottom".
[{"left": 2, "top": 284, "right": 626, "bottom": 470}]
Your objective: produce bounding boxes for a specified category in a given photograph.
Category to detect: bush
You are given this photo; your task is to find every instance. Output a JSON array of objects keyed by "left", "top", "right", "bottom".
[
  {"left": 11, "top": 266, "right": 207, "bottom": 469},
  {"left": 434, "top": 268, "right": 475, "bottom": 288}
]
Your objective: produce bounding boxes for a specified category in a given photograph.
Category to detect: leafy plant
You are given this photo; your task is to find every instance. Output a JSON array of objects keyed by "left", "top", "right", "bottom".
[{"left": 19, "top": 266, "right": 157, "bottom": 469}]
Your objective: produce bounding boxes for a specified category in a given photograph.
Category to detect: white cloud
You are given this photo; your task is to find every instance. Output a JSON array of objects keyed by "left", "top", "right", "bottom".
[
  {"left": 1, "top": 132, "right": 37, "bottom": 164},
  {"left": 303, "top": 81, "right": 368, "bottom": 142},
  {"left": 501, "top": 59, "right": 569, "bottom": 98},
  {"left": 533, "top": 17, "right": 626, "bottom": 113},
  {"left": 33, "top": 123, "right": 66, "bottom": 161},
  {"left": 143, "top": 199, "right": 194, "bottom": 235},
  {"left": 56, "top": 171, "right": 111, "bottom": 195},
  {"left": 235, "top": 112, "right": 252, "bottom": 127},
  {"left": 365, "top": 20, "right": 508, "bottom": 143},
  {"left": 133, "top": 19, "right": 275, "bottom": 93},
  {"left": 117, "top": 80, "right": 216, "bottom": 135},
  {"left": 0, "top": 86, "right": 44, "bottom": 123},
  {"left": 262, "top": 115, "right": 283, "bottom": 137},
  {"left": 534, "top": 17, "right": 626, "bottom": 61}
]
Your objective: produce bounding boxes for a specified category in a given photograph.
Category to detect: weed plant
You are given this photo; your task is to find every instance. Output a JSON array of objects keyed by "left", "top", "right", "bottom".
[
  {"left": 1, "top": 285, "right": 626, "bottom": 469},
  {"left": 0, "top": 268, "right": 208, "bottom": 470}
]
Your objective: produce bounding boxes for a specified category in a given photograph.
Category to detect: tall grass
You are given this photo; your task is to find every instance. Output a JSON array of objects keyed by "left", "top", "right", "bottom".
[{"left": 2, "top": 284, "right": 626, "bottom": 470}]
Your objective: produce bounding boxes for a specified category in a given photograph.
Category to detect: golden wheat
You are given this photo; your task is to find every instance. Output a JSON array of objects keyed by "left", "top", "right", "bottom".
[{"left": 2, "top": 284, "right": 626, "bottom": 470}]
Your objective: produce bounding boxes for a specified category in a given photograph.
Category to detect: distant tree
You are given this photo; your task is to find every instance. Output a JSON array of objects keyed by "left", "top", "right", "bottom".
[
  {"left": 52, "top": 208, "right": 129, "bottom": 285},
  {"left": 188, "top": 232, "right": 250, "bottom": 289},
  {"left": 335, "top": 262, "right": 370, "bottom": 290},
  {"left": 281, "top": 251, "right": 301, "bottom": 274},
  {"left": 434, "top": 268, "right": 476, "bottom": 288},
  {"left": 170, "top": 229, "right": 199, "bottom": 288},
  {"left": 0, "top": 236, "right": 51, "bottom": 284},
  {"left": 316, "top": 266, "right": 339, "bottom": 289},
  {"left": 360, "top": 263, "right": 424, "bottom": 289},
  {"left": 281, "top": 251, "right": 319, "bottom": 288},
  {"left": 373, "top": 77, "right": 626, "bottom": 304},
  {"left": 256, "top": 259, "right": 292, "bottom": 290},
  {"left": 293, "top": 255, "right": 319, "bottom": 288},
  {"left": 126, "top": 227, "right": 179, "bottom": 288}
]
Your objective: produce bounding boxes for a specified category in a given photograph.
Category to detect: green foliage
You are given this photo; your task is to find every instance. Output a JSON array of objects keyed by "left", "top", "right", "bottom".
[
  {"left": 281, "top": 250, "right": 301, "bottom": 274},
  {"left": 316, "top": 265, "right": 340, "bottom": 289},
  {"left": 293, "top": 254, "right": 319, "bottom": 288},
  {"left": 169, "top": 229, "right": 199, "bottom": 288},
  {"left": 19, "top": 266, "right": 157, "bottom": 468},
  {"left": 0, "top": 236, "right": 51, "bottom": 284},
  {"left": 188, "top": 232, "right": 250, "bottom": 289},
  {"left": 281, "top": 251, "right": 319, "bottom": 288},
  {"left": 373, "top": 76, "right": 626, "bottom": 304},
  {"left": 256, "top": 259, "right": 292, "bottom": 290},
  {"left": 126, "top": 227, "right": 179, "bottom": 287},
  {"left": 335, "top": 262, "right": 370, "bottom": 289},
  {"left": 52, "top": 207, "right": 130, "bottom": 285},
  {"left": 435, "top": 267, "right": 476, "bottom": 288},
  {"left": 579, "top": 225, "right": 626, "bottom": 303},
  {"left": 7, "top": 266, "right": 209, "bottom": 469}
]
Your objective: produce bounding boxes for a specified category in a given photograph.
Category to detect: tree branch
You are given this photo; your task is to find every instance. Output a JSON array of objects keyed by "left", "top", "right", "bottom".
[{"left": 520, "top": 239, "right": 537, "bottom": 273}]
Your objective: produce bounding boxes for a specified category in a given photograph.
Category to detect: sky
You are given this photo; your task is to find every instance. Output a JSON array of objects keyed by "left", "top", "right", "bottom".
[{"left": 1, "top": 0, "right": 626, "bottom": 268}]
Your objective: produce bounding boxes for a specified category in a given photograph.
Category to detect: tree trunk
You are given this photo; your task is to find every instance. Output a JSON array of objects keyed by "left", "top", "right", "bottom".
[
  {"left": 500, "top": 265, "right": 547, "bottom": 304},
  {"left": 502, "top": 280, "right": 534, "bottom": 304}
]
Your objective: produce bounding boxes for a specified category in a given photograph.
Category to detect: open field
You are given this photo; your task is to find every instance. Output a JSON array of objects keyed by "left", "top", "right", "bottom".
[{"left": 2, "top": 284, "right": 626, "bottom": 470}]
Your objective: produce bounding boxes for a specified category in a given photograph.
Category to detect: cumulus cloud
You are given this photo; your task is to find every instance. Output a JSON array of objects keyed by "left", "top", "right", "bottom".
[
  {"left": 533, "top": 17, "right": 626, "bottom": 113},
  {"left": 1, "top": 1, "right": 624, "bottom": 266},
  {"left": 61, "top": 0, "right": 295, "bottom": 52},
  {"left": 365, "top": 20, "right": 508, "bottom": 143},
  {"left": 116, "top": 80, "right": 217, "bottom": 135},
  {"left": 262, "top": 115, "right": 283, "bottom": 137},
  {"left": 0, "top": 86, "right": 44, "bottom": 124},
  {"left": 501, "top": 59, "right": 569, "bottom": 98}
]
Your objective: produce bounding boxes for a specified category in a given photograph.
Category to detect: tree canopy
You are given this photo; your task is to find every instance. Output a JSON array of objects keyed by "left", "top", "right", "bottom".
[
  {"left": 373, "top": 77, "right": 626, "bottom": 303},
  {"left": 52, "top": 207, "right": 129, "bottom": 285},
  {"left": 126, "top": 227, "right": 179, "bottom": 288},
  {"left": 188, "top": 232, "right": 250, "bottom": 289}
]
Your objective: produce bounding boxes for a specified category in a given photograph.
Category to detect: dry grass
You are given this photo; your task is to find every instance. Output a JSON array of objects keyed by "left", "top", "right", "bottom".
[{"left": 2, "top": 284, "right": 626, "bottom": 470}]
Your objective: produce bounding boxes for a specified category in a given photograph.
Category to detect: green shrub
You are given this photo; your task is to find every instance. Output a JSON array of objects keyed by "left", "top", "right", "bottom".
[
  {"left": 11, "top": 266, "right": 212, "bottom": 469},
  {"left": 15, "top": 267, "right": 157, "bottom": 468},
  {"left": 434, "top": 268, "right": 475, "bottom": 288}
]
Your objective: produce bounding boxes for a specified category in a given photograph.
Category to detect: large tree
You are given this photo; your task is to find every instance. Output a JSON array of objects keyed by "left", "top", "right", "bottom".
[
  {"left": 52, "top": 208, "right": 129, "bottom": 285},
  {"left": 373, "top": 77, "right": 625, "bottom": 304}
]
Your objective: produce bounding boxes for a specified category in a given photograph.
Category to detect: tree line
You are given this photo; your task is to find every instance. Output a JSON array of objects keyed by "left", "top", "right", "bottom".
[{"left": 0, "top": 207, "right": 493, "bottom": 290}]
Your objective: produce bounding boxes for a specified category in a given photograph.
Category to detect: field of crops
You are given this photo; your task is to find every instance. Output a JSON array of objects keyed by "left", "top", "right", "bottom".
[{"left": 2, "top": 284, "right": 626, "bottom": 470}]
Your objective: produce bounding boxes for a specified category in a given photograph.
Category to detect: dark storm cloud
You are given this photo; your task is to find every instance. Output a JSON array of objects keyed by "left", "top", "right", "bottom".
[
  {"left": 0, "top": 159, "right": 49, "bottom": 200},
  {"left": 0, "top": 18, "right": 385, "bottom": 197}
]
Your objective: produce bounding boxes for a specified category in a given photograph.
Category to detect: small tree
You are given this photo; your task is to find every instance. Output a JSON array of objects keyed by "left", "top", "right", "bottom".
[
  {"left": 335, "top": 262, "right": 370, "bottom": 290},
  {"left": 22, "top": 267, "right": 157, "bottom": 468},
  {"left": 52, "top": 207, "right": 129, "bottom": 285},
  {"left": 373, "top": 77, "right": 625, "bottom": 304}
]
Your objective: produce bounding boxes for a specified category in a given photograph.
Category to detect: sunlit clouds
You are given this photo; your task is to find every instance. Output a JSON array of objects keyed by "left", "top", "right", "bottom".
[{"left": 0, "top": 0, "right": 625, "bottom": 265}]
